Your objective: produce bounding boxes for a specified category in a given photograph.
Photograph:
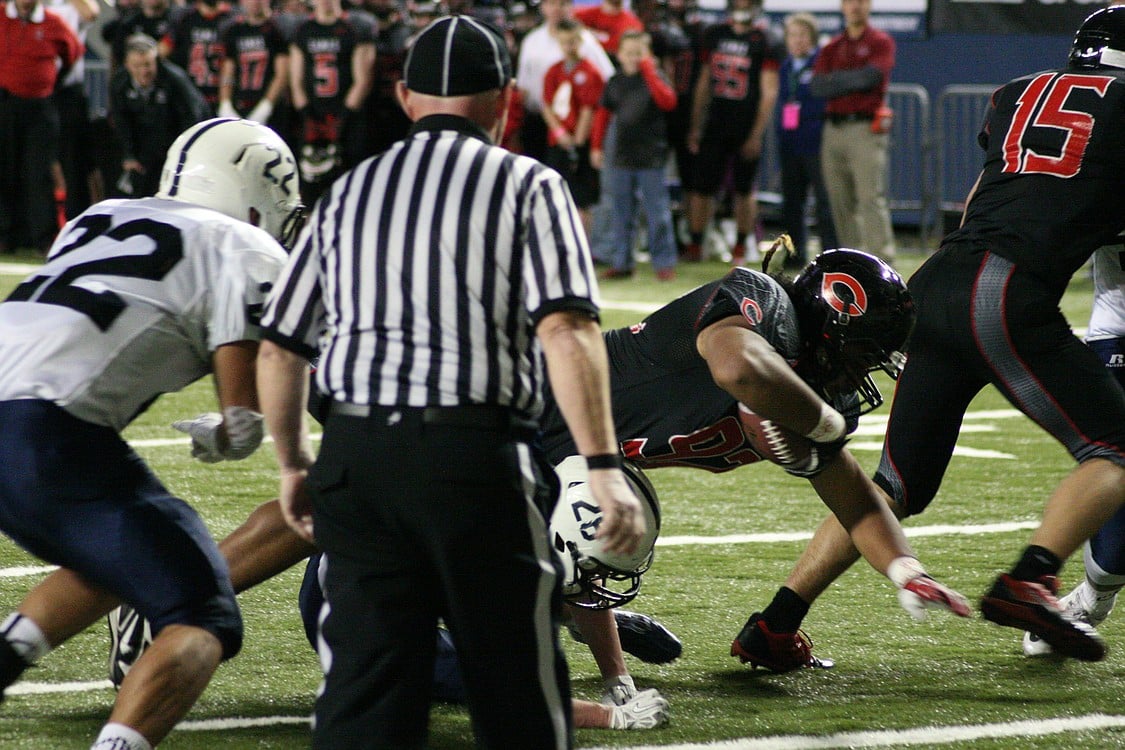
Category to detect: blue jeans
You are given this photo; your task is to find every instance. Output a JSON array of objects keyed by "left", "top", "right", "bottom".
[{"left": 608, "top": 166, "right": 677, "bottom": 272}]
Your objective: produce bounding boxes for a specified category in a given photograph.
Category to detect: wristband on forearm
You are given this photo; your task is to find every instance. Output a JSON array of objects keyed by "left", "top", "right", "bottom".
[
  {"left": 585, "top": 453, "right": 623, "bottom": 470},
  {"left": 804, "top": 402, "right": 847, "bottom": 443}
]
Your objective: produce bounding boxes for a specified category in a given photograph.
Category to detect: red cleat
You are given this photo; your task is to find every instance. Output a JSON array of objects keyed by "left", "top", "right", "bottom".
[{"left": 731, "top": 613, "right": 834, "bottom": 672}]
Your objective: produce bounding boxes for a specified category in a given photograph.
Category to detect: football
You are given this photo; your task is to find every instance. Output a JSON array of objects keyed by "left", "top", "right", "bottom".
[{"left": 737, "top": 405, "right": 814, "bottom": 467}]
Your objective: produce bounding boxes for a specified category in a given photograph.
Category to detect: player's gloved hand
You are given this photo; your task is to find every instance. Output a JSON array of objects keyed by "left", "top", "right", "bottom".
[
  {"left": 601, "top": 674, "right": 637, "bottom": 706},
  {"left": 783, "top": 437, "right": 849, "bottom": 479},
  {"left": 172, "top": 413, "right": 225, "bottom": 463},
  {"left": 609, "top": 688, "right": 669, "bottom": 730},
  {"left": 887, "top": 556, "right": 971, "bottom": 621}
]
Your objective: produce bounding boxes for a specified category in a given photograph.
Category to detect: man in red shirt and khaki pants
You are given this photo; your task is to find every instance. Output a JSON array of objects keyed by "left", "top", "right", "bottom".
[
  {"left": 811, "top": 0, "right": 896, "bottom": 261},
  {"left": 0, "top": 0, "right": 82, "bottom": 254}
]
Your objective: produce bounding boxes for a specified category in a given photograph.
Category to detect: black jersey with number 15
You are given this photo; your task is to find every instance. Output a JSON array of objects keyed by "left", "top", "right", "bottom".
[{"left": 946, "top": 68, "right": 1125, "bottom": 289}]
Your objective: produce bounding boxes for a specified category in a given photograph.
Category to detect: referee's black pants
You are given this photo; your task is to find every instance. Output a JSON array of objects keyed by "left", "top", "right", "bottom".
[{"left": 308, "top": 406, "right": 573, "bottom": 750}]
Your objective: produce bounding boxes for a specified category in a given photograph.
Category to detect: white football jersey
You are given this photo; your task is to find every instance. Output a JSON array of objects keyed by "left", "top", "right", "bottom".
[
  {"left": 1088, "top": 243, "right": 1125, "bottom": 342},
  {"left": 0, "top": 198, "right": 288, "bottom": 431}
]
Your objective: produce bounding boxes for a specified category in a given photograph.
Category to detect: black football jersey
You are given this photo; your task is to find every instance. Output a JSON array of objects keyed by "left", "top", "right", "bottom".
[
  {"left": 540, "top": 268, "right": 806, "bottom": 471},
  {"left": 699, "top": 22, "right": 782, "bottom": 124},
  {"left": 291, "top": 13, "right": 375, "bottom": 117},
  {"left": 946, "top": 68, "right": 1125, "bottom": 288},
  {"left": 165, "top": 6, "right": 234, "bottom": 107},
  {"left": 221, "top": 18, "right": 287, "bottom": 113}
]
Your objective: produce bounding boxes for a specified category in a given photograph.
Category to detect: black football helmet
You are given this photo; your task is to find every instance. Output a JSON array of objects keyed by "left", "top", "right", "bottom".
[
  {"left": 1069, "top": 6, "right": 1125, "bottom": 70},
  {"left": 790, "top": 249, "right": 915, "bottom": 415}
]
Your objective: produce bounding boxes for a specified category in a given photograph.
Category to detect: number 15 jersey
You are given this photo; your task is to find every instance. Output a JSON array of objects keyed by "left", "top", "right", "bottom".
[
  {"left": 0, "top": 198, "right": 287, "bottom": 431},
  {"left": 947, "top": 68, "right": 1125, "bottom": 288}
]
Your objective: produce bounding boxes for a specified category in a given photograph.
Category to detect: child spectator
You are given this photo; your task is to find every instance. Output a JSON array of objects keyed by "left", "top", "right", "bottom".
[
  {"left": 542, "top": 18, "right": 605, "bottom": 237},
  {"left": 592, "top": 30, "right": 678, "bottom": 280}
]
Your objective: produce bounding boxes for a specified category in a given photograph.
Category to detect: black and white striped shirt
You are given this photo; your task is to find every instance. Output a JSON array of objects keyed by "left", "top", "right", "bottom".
[{"left": 261, "top": 114, "right": 601, "bottom": 418}]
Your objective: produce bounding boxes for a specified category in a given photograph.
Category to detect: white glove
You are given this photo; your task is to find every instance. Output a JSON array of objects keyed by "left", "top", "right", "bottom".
[
  {"left": 609, "top": 688, "right": 669, "bottom": 730},
  {"left": 247, "top": 99, "right": 274, "bottom": 124},
  {"left": 171, "top": 407, "right": 263, "bottom": 463},
  {"left": 217, "top": 100, "right": 238, "bottom": 119},
  {"left": 601, "top": 674, "right": 636, "bottom": 706},
  {"left": 172, "top": 413, "right": 225, "bottom": 463},
  {"left": 887, "top": 556, "right": 971, "bottom": 621}
]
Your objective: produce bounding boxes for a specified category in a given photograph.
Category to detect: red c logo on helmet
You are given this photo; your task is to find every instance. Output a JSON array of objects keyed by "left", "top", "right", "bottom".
[
  {"left": 740, "top": 297, "right": 763, "bottom": 326},
  {"left": 821, "top": 273, "right": 868, "bottom": 316}
]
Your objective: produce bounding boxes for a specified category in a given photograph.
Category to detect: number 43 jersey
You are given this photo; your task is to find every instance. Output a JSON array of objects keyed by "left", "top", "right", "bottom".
[
  {"left": 948, "top": 67, "right": 1125, "bottom": 287},
  {"left": 0, "top": 198, "right": 288, "bottom": 431}
]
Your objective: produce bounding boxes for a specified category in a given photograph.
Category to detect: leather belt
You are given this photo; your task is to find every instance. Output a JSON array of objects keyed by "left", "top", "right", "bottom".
[
  {"left": 826, "top": 112, "right": 874, "bottom": 124},
  {"left": 328, "top": 402, "right": 536, "bottom": 433}
]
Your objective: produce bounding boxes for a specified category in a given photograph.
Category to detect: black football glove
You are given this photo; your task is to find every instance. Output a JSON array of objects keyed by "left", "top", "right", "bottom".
[{"left": 783, "top": 437, "right": 849, "bottom": 479}]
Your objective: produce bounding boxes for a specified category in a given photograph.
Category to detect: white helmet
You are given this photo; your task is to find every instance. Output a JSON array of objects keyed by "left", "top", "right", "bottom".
[
  {"left": 157, "top": 118, "right": 304, "bottom": 248},
  {"left": 550, "top": 455, "right": 661, "bottom": 609}
]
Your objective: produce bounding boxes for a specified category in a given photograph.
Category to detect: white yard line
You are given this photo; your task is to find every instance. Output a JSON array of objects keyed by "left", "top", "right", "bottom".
[{"left": 589, "top": 714, "right": 1125, "bottom": 750}]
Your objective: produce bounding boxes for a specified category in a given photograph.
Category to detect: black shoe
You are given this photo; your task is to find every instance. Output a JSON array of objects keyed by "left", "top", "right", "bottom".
[
  {"left": 731, "top": 612, "right": 833, "bottom": 672},
  {"left": 614, "top": 610, "right": 682, "bottom": 664},
  {"left": 981, "top": 573, "right": 1106, "bottom": 662},
  {"left": 107, "top": 605, "right": 153, "bottom": 689},
  {"left": 0, "top": 637, "right": 30, "bottom": 703}
]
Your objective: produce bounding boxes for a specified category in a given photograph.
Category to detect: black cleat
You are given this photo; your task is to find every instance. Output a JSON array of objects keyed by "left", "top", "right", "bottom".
[
  {"left": 614, "top": 610, "right": 683, "bottom": 664},
  {"left": 981, "top": 573, "right": 1106, "bottom": 662},
  {"left": 0, "top": 637, "right": 30, "bottom": 704},
  {"left": 731, "top": 612, "right": 833, "bottom": 672},
  {"left": 107, "top": 605, "right": 153, "bottom": 689}
]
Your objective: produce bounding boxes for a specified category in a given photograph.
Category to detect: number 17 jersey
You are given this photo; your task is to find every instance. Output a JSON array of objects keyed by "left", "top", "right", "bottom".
[{"left": 0, "top": 198, "right": 287, "bottom": 431}]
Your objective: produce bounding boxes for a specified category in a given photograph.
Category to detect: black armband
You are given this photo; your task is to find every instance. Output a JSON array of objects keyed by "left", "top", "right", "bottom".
[{"left": 585, "top": 453, "right": 623, "bottom": 470}]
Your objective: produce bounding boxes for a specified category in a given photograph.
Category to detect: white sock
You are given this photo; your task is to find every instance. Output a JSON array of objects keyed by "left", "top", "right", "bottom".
[
  {"left": 0, "top": 613, "right": 50, "bottom": 664},
  {"left": 91, "top": 722, "right": 153, "bottom": 750}
]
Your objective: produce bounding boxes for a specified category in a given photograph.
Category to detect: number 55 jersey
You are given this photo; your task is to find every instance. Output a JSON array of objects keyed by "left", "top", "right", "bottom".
[
  {"left": 0, "top": 197, "right": 287, "bottom": 431},
  {"left": 947, "top": 67, "right": 1125, "bottom": 288}
]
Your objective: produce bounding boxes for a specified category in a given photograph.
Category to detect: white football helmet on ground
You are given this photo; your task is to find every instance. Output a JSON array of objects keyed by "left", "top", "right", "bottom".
[
  {"left": 157, "top": 118, "right": 304, "bottom": 248},
  {"left": 550, "top": 455, "right": 661, "bottom": 609}
]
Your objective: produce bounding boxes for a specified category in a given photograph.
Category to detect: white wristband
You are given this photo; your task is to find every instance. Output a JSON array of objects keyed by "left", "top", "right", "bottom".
[
  {"left": 804, "top": 402, "right": 846, "bottom": 443},
  {"left": 887, "top": 556, "right": 927, "bottom": 589}
]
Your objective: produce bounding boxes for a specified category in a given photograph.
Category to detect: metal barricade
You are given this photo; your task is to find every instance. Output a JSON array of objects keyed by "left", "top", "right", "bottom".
[
  {"left": 885, "top": 82, "right": 930, "bottom": 235},
  {"left": 933, "top": 84, "right": 997, "bottom": 241},
  {"left": 756, "top": 82, "right": 932, "bottom": 248},
  {"left": 85, "top": 60, "right": 111, "bottom": 120}
]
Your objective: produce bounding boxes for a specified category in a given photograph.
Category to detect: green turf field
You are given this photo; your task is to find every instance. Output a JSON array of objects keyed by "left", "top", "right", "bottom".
[{"left": 2, "top": 247, "right": 1123, "bottom": 749}]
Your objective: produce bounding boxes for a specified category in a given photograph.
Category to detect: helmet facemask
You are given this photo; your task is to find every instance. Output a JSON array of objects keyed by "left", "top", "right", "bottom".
[
  {"left": 791, "top": 249, "right": 915, "bottom": 416},
  {"left": 550, "top": 457, "right": 661, "bottom": 610}
]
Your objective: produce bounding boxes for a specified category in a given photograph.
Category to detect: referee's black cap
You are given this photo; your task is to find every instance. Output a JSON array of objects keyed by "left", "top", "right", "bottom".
[{"left": 404, "top": 15, "right": 512, "bottom": 96}]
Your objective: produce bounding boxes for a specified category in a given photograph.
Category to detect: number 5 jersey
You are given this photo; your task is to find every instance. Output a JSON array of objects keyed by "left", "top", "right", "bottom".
[{"left": 0, "top": 198, "right": 287, "bottom": 431}]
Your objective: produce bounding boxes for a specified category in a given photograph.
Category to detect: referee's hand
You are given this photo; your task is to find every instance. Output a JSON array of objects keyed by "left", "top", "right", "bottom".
[
  {"left": 279, "top": 468, "right": 315, "bottom": 543},
  {"left": 587, "top": 469, "right": 646, "bottom": 556}
]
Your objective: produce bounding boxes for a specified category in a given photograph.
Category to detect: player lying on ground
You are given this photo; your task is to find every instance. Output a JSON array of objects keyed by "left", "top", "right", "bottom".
[{"left": 108, "top": 457, "right": 674, "bottom": 730}]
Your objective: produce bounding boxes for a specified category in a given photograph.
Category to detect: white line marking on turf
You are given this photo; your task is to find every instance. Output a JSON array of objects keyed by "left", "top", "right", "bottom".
[
  {"left": 656, "top": 520, "right": 1038, "bottom": 547},
  {"left": 0, "top": 521, "right": 1041, "bottom": 577},
  {"left": 7, "top": 680, "right": 112, "bottom": 695},
  {"left": 592, "top": 713, "right": 1125, "bottom": 750},
  {"left": 178, "top": 715, "right": 310, "bottom": 731}
]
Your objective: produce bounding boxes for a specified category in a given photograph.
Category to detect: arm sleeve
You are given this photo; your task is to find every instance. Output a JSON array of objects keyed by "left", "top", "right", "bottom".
[
  {"left": 209, "top": 229, "right": 287, "bottom": 350},
  {"left": 809, "top": 66, "right": 882, "bottom": 98},
  {"left": 639, "top": 57, "right": 677, "bottom": 112},
  {"left": 523, "top": 170, "right": 601, "bottom": 326},
  {"left": 259, "top": 206, "right": 326, "bottom": 359}
]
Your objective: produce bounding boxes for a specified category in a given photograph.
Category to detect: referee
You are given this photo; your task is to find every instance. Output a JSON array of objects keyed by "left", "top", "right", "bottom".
[{"left": 256, "top": 15, "right": 645, "bottom": 750}]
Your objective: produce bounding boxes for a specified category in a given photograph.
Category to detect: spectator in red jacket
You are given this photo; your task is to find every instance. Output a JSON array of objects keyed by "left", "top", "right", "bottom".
[{"left": 0, "top": 0, "right": 83, "bottom": 253}]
